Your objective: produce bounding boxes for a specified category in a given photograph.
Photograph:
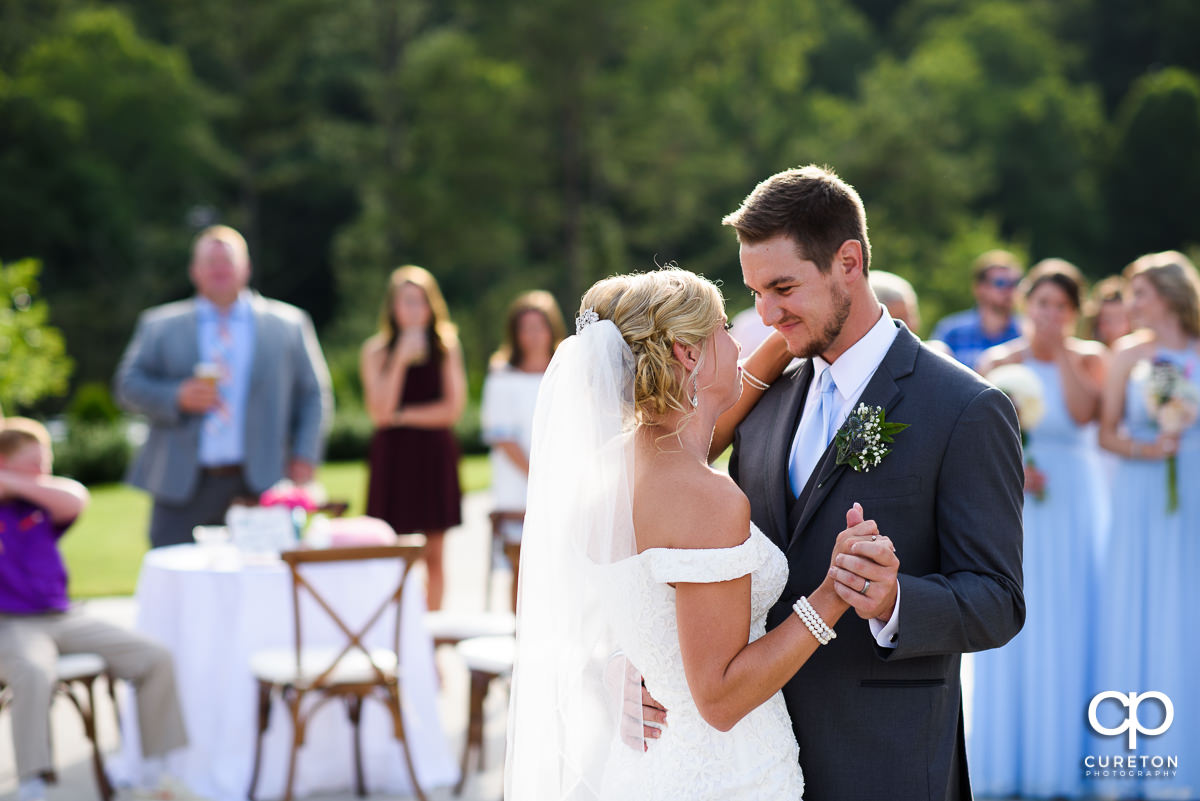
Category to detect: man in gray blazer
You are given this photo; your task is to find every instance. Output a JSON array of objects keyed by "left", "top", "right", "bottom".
[
  {"left": 114, "top": 225, "right": 332, "bottom": 548},
  {"left": 724, "top": 167, "right": 1025, "bottom": 800}
]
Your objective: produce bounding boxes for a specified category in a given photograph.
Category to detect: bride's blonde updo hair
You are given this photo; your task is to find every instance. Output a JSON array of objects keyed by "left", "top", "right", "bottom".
[{"left": 580, "top": 267, "right": 725, "bottom": 425}]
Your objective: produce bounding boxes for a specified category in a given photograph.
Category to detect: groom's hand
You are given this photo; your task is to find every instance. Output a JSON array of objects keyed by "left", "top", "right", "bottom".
[
  {"left": 829, "top": 503, "right": 900, "bottom": 622},
  {"left": 606, "top": 656, "right": 665, "bottom": 751}
]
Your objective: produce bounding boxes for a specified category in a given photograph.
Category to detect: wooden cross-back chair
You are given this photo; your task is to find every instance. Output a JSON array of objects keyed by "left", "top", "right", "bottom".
[
  {"left": 247, "top": 537, "right": 428, "bottom": 801},
  {"left": 0, "top": 653, "right": 117, "bottom": 801},
  {"left": 423, "top": 512, "right": 519, "bottom": 654},
  {"left": 487, "top": 510, "right": 525, "bottom": 612}
]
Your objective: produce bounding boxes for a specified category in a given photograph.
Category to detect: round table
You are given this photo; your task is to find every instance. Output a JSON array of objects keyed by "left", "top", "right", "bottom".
[{"left": 112, "top": 544, "right": 458, "bottom": 801}]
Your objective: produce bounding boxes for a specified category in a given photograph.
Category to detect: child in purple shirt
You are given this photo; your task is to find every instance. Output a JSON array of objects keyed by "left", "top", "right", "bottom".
[
  {"left": 0, "top": 418, "right": 191, "bottom": 801},
  {"left": 0, "top": 417, "right": 84, "bottom": 620},
  {"left": 0, "top": 486, "right": 72, "bottom": 616}
]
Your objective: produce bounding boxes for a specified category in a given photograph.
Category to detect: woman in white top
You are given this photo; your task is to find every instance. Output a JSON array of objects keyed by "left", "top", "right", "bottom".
[{"left": 481, "top": 291, "right": 566, "bottom": 605}]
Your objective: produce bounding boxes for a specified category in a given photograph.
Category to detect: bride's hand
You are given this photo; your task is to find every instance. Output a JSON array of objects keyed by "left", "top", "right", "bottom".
[
  {"left": 827, "top": 502, "right": 900, "bottom": 622},
  {"left": 708, "top": 330, "right": 795, "bottom": 462},
  {"left": 826, "top": 502, "right": 876, "bottom": 567}
]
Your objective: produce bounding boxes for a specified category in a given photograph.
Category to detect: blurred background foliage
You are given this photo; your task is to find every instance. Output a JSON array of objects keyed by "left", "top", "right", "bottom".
[
  {"left": 0, "top": 259, "right": 72, "bottom": 410},
  {"left": 2, "top": 0, "right": 1199, "bottom": 451}
]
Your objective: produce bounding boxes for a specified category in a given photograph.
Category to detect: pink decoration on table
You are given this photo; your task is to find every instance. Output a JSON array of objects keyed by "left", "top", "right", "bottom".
[
  {"left": 328, "top": 516, "right": 399, "bottom": 547},
  {"left": 259, "top": 484, "right": 320, "bottom": 512}
]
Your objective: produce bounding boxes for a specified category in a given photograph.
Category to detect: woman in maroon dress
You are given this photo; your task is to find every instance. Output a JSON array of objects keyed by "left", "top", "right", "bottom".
[{"left": 361, "top": 265, "right": 466, "bottom": 610}]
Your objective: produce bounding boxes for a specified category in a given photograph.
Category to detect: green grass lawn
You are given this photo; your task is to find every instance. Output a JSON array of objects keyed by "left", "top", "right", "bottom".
[{"left": 60, "top": 455, "right": 492, "bottom": 598}]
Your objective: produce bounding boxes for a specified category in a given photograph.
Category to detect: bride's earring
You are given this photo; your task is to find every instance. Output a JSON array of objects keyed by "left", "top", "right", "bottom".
[{"left": 689, "top": 373, "right": 699, "bottom": 408}]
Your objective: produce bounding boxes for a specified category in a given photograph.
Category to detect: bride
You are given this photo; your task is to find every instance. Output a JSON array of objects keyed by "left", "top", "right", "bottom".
[{"left": 505, "top": 267, "right": 894, "bottom": 800}]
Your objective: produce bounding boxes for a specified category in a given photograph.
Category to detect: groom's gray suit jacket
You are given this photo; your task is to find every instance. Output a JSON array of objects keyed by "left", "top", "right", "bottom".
[{"left": 730, "top": 322, "right": 1025, "bottom": 801}]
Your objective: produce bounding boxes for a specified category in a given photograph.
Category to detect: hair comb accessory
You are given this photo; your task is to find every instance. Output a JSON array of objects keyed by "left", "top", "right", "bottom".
[{"left": 575, "top": 307, "right": 600, "bottom": 334}]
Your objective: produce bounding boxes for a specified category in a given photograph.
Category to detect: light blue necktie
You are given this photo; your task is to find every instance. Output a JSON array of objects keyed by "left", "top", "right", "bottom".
[{"left": 788, "top": 368, "right": 840, "bottom": 497}]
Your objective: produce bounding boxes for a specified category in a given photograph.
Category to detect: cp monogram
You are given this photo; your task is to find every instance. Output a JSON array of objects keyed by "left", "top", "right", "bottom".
[{"left": 1088, "top": 691, "right": 1174, "bottom": 749}]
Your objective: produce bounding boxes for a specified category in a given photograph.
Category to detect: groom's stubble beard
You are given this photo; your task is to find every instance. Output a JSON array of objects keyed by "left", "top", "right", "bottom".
[{"left": 785, "top": 280, "right": 852, "bottom": 359}]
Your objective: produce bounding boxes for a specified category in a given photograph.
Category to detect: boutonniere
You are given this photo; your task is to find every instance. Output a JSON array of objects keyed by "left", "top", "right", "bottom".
[{"left": 834, "top": 403, "right": 909, "bottom": 473}]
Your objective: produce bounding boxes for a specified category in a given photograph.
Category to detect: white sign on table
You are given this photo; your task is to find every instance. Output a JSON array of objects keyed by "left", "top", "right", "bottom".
[{"left": 226, "top": 505, "right": 297, "bottom": 554}]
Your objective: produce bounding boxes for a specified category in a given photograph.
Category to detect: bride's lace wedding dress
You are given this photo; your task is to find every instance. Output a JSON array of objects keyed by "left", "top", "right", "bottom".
[{"left": 601, "top": 522, "right": 805, "bottom": 800}]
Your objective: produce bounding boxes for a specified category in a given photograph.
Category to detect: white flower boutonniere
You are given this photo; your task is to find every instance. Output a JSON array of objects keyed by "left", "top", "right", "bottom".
[{"left": 834, "top": 403, "right": 909, "bottom": 473}]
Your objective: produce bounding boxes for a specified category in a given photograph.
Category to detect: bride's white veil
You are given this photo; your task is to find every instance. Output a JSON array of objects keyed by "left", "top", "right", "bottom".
[{"left": 504, "top": 314, "right": 642, "bottom": 800}]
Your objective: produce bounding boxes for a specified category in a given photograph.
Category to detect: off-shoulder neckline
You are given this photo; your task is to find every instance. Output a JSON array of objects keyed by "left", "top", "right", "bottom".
[{"left": 633, "top": 521, "right": 765, "bottom": 558}]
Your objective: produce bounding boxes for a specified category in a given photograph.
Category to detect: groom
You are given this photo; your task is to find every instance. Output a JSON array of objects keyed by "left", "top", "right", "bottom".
[{"left": 723, "top": 166, "right": 1025, "bottom": 800}]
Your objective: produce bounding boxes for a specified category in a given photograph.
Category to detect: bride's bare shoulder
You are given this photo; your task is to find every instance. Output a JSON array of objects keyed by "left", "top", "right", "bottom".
[{"left": 635, "top": 466, "right": 750, "bottom": 552}]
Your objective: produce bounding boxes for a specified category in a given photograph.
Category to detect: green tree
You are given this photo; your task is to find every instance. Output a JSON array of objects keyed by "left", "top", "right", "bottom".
[
  {"left": 0, "top": 0, "right": 81, "bottom": 71},
  {"left": 330, "top": 21, "right": 548, "bottom": 372},
  {"left": 1064, "top": 0, "right": 1200, "bottom": 111},
  {"left": 126, "top": 0, "right": 376, "bottom": 329},
  {"left": 5, "top": 0, "right": 1199, "bottom": 399},
  {"left": 800, "top": 46, "right": 1011, "bottom": 326},
  {"left": 0, "top": 259, "right": 72, "bottom": 409},
  {"left": 0, "top": 7, "right": 222, "bottom": 382},
  {"left": 795, "top": 1, "right": 1106, "bottom": 326},
  {"left": 916, "top": 3, "right": 1106, "bottom": 269},
  {"left": 1105, "top": 67, "right": 1200, "bottom": 264},
  {"left": 591, "top": 0, "right": 875, "bottom": 289}
]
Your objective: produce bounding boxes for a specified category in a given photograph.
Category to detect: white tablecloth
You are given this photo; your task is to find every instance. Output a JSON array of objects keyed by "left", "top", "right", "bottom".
[{"left": 114, "top": 544, "right": 458, "bottom": 801}]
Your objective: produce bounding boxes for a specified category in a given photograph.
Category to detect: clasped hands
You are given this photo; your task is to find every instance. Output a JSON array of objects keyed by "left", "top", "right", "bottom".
[
  {"left": 827, "top": 502, "right": 900, "bottom": 623},
  {"left": 635, "top": 503, "right": 900, "bottom": 746}
]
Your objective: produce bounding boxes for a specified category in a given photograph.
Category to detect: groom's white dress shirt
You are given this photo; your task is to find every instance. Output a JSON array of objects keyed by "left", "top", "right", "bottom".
[{"left": 787, "top": 304, "right": 901, "bottom": 648}]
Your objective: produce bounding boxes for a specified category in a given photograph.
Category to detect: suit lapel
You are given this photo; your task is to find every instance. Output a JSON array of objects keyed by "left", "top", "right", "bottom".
[
  {"left": 181, "top": 301, "right": 200, "bottom": 369},
  {"left": 763, "top": 360, "right": 813, "bottom": 552},
  {"left": 787, "top": 324, "right": 921, "bottom": 549},
  {"left": 247, "top": 292, "right": 270, "bottom": 395}
]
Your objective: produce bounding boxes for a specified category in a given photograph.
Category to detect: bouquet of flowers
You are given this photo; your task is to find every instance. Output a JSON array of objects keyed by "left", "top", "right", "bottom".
[
  {"left": 1138, "top": 358, "right": 1200, "bottom": 513},
  {"left": 260, "top": 481, "right": 322, "bottom": 512},
  {"left": 260, "top": 481, "right": 324, "bottom": 539},
  {"left": 988, "top": 363, "right": 1047, "bottom": 502}
]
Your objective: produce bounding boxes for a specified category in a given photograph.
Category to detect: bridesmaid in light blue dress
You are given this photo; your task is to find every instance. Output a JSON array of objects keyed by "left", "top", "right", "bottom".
[
  {"left": 970, "top": 259, "right": 1109, "bottom": 799},
  {"left": 1092, "top": 252, "right": 1200, "bottom": 801}
]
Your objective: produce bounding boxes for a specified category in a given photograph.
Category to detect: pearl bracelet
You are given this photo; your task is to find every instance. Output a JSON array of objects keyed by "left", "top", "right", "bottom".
[
  {"left": 740, "top": 367, "right": 771, "bottom": 392},
  {"left": 793, "top": 598, "right": 833, "bottom": 645},
  {"left": 793, "top": 596, "right": 837, "bottom": 645}
]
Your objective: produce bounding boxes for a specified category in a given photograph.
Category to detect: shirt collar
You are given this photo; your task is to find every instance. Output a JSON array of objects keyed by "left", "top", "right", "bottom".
[
  {"left": 195, "top": 290, "right": 253, "bottom": 322},
  {"left": 812, "top": 305, "right": 898, "bottom": 400}
]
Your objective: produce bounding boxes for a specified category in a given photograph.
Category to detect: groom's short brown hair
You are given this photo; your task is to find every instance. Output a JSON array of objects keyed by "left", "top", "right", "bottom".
[{"left": 722, "top": 165, "right": 871, "bottom": 274}]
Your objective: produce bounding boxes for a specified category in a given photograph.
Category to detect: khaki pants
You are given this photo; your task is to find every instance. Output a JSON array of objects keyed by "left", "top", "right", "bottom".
[{"left": 0, "top": 609, "right": 188, "bottom": 780}]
